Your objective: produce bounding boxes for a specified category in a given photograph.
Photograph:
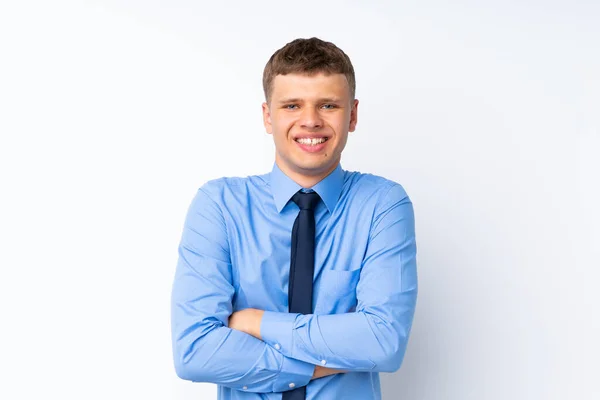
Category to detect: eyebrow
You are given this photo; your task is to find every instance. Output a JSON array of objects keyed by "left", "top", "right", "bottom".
[{"left": 276, "top": 97, "right": 343, "bottom": 104}]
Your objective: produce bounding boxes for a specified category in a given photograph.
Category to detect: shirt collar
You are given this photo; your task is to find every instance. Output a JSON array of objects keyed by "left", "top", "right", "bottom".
[{"left": 270, "top": 162, "right": 345, "bottom": 214}]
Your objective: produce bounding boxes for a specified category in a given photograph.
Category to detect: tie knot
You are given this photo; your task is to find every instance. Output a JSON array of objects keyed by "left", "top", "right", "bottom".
[{"left": 292, "top": 191, "right": 321, "bottom": 211}]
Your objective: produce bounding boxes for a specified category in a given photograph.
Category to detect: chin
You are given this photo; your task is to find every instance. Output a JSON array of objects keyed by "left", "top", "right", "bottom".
[{"left": 297, "top": 162, "right": 334, "bottom": 174}]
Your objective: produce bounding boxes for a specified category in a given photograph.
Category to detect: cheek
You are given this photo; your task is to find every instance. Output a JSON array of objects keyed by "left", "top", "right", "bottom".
[
  {"left": 269, "top": 114, "right": 280, "bottom": 127},
  {"left": 273, "top": 116, "right": 296, "bottom": 133},
  {"left": 330, "top": 112, "right": 349, "bottom": 126},
  {"left": 331, "top": 119, "right": 349, "bottom": 137}
]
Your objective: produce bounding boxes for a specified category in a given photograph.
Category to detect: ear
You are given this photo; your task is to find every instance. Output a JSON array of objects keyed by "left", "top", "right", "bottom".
[
  {"left": 349, "top": 99, "right": 359, "bottom": 132},
  {"left": 262, "top": 102, "right": 272, "bottom": 134}
]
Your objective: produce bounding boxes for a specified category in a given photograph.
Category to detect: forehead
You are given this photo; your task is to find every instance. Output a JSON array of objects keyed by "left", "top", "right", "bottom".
[{"left": 271, "top": 72, "right": 350, "bottom": 100}]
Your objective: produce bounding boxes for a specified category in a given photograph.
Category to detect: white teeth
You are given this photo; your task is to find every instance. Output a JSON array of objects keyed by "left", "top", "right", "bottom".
[{"left": 296, "top": 137, "right": 327, "bottom": 145}]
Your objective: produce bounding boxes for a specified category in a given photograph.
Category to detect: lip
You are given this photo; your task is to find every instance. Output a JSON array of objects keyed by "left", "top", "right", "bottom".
[
  {"left": 294, "top": 137, "right": 329, "bottom": 153},
  {"left": 293, "top": 134, "right": 330, "bottom": 140}
]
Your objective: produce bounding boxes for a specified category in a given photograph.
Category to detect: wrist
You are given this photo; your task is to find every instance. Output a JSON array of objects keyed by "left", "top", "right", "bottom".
[{"left": 311, "top": 365, "right": 346, "bottom": 380}]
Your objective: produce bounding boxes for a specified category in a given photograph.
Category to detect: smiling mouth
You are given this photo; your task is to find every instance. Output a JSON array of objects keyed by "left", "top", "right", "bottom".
[{"left": 294, "top": 137, "right": 329, "bottom": 146}]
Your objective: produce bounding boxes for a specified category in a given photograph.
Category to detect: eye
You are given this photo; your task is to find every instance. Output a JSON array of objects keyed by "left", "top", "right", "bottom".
[
  {"left": 284, "top": 104, "right": 299, "bottom": 110},
  {"left": 321, "top": 104, "right": 337, "bottom": 110}
]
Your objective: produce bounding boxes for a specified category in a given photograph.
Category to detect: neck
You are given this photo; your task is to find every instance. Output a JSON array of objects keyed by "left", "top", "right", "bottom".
[{"left": 275, "top": 158, "right": 340, "bottom": 189}]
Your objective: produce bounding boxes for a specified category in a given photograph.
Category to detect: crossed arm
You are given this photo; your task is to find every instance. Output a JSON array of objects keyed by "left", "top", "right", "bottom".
[
  {"left": 228, "top": 309, "right": 343, "bottom": 380},
  {"left": 171, "top": 183, "right": 417, "bottom": 393}
]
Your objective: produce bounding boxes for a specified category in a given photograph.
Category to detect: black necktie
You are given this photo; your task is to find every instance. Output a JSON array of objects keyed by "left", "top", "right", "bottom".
[{"left": 283, "top": 190, "right": 320, "bottom": 400}]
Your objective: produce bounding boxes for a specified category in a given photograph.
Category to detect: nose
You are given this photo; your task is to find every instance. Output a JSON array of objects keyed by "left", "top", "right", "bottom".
[{"left": 300, "top": 107, "right": 323, "bottom": 129}]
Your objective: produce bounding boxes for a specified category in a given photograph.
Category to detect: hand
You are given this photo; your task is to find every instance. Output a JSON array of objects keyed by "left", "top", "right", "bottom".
[
  {"left": 312, "top": 365, "right": 346, "bottom": 380},
  {"left": 228, "top": 308, "right": 264, "bottom": 340},
  {"left": 229, "top": 310, "right": 345, "bottom": 380}
]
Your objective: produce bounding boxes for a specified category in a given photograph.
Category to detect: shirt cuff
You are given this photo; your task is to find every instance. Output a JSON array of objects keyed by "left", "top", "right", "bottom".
[
  {"left": 261, "top": 311, "right": 298, "bottom": 358},
  {"left": 272, "top": 351, "right": 314, "bottom": 392}
]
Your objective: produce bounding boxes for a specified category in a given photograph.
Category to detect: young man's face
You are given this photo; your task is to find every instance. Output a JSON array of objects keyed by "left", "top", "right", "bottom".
[{"left": 262, "top": 72, "right": 358, "bottom": 184}]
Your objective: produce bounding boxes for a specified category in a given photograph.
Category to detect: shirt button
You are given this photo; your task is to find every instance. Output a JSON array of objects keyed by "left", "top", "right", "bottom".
[
  {"left": 274, "top": 343, "right": 281, "bottom": 350},
  {"left": 242, "top": 386, "right": 248, "bottom": 390},
  {"left": 321, "top": 359, "right": 327, "bottom": 365},
  {"left": 289, "top": 383, "right": 295, "bottom": 388}
]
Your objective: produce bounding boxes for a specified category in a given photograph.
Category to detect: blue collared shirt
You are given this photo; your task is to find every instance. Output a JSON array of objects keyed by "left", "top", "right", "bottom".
[{"left": 171, "top": 163, "right": 418, "bottom": 399}]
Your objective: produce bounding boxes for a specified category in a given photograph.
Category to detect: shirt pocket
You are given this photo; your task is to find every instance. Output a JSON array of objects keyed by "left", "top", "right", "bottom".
[{"left": 314, "top": 268, "right": 361, "bottom": 314}]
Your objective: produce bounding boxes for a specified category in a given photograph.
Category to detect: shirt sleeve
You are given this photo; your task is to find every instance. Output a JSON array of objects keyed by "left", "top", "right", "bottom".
[
  {"left": 260, "top": 183, "right": 418, "bottom": 373},
  {"left": 171, "top": 185, "right": 314, "bottom": 393}
]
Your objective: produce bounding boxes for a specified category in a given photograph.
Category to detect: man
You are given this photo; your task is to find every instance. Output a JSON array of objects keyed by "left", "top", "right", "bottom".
[{"left": 171, "top": 37, "right": 418, "bottom": 399}]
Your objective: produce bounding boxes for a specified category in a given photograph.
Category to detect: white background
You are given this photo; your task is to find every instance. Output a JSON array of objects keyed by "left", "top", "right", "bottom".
[{"left": 1, "top": 1, "right": 598, "bottom": 399}]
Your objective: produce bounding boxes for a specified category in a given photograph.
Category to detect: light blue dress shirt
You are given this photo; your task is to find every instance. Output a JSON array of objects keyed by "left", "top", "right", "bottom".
[{"left": 171, "top": 163, "right": 418, "bottom": 399}]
